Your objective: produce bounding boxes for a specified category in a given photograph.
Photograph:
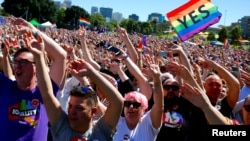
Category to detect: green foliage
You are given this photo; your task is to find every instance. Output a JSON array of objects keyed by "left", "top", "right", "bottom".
[
  {"left": 63, "top": 5, "right": 89, "bottom": 28},
  {"left": 90, "top": 13, "right": 106, "bottom": 29},
  {"left": 1, "top": 0, "right": 57, "bottom": 22},
  {"left": 55, "top": 8, "right": 66, "bottom": 28},
  {"left": 207, "top": 31, "right": 216, "bottom": 41},
  {"left": 229, "top": 25, "right": 243, "bottom": 46},
  {"left": 218, "top": 27, "right": 228, "bottom": 42}
]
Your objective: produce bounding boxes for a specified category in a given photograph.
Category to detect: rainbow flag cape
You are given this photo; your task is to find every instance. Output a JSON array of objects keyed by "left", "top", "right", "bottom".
[
  {"left": 79, "top": 17, "right": 91, "bottom": 26},
  {"left": 166, "top": 0, "right": 222, "bottom": 41}
]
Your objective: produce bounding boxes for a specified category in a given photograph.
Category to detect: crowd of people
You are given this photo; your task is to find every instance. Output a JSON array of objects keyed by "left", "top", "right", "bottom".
[{"left": 0, "top": 17, "right": 250, "bottom": 141}]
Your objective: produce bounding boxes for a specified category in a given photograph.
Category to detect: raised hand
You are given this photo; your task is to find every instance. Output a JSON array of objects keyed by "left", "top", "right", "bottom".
[{"left": 23, "top": 31, "right": 44, "bottom": 57}]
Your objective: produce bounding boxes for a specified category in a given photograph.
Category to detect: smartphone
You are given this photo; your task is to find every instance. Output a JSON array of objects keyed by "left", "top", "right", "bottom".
[
  {"left": 107, "top": 46, "right": 121, "bottom": 56},
  {"left": 159, "top": 51, "right": 167, "bottom": 57}
]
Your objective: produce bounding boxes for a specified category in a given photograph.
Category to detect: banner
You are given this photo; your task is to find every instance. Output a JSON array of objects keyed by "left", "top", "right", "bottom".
[{"left": 166, "top": 0, "right": 222, "bottom": 41}]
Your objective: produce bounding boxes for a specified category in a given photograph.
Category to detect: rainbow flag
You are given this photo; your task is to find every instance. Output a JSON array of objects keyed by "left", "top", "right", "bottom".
[
  {"left": 166, "top": 0, "right": 222, "bottom": 41},
  {"left": 172, "top": 32, "right": 179, "bottom": 41},
  {"left": 224, "top": 38, "right": 231, "bottom": 49},
  {"left": 79, "top": 17, "right": 91, "bottom": 26}
]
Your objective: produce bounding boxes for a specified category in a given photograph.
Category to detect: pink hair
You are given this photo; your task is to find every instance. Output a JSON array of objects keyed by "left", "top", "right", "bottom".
[{"left": 124, "top": 91, "right": 148, "bottom": 110}]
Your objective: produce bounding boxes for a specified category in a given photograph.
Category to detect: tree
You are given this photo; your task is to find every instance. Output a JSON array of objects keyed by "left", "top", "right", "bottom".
[
  {"left": 140, "top": 22, "right": 153, "bottom": 35},
  {"left": 0, "top": 7, "right": 9, "bottom": 16},
  {"left": 207, "top": 31, "right": 216, "bottom": 41},
  {"left": 1, "top": 0, "right": 57, "bottom": 22},
  {"left": 55, "top": 8, "right": 66, "bottom": 28},
  {"left": 126, "top": 19, "right": 138, "bottom": 34},
  {"left": 229, "top": 25, "right": 242, "bottom": 46},
  {"left": 64, "top": 5, "right": 89, "bottom": 29},
  {"left": 90, "top": 13, "right": 106, "bottom": 30},
  {"left": 218, "top": 27, "right": 228, "bottom": 42}
]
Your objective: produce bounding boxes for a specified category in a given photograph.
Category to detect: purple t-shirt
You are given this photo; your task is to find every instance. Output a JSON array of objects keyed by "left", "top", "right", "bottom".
[{"left": 0, "top": 73, "right": 59, "bottom": 141}]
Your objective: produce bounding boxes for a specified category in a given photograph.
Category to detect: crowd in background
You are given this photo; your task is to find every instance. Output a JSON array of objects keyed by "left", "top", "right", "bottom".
[{"left": 0, "top": 17, "right": 250, "bottom": 141}]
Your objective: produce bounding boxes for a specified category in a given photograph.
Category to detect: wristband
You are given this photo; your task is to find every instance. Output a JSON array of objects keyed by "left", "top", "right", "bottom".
[{"left": 124, "top": 54, "right": 129, "bottom": 59}]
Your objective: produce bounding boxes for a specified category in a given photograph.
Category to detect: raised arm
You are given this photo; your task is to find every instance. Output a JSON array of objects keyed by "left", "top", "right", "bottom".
[
  {"left": 117, "top": 27, "right": 138, "bottom": 63},
  {"left": 78, "top": 28, "right": 101, "bottom": 70},
  {"left": 70, "top": 59, "right": 124, "bottom": 132},
  {"left": 24, "top": 32, "right": 62, "bottom": 126},
  {"left": 13, "top": 18, "right": 67, "bottom": 86},
  {"left": 147, "top": 64, "right": 164, "bottom": 129},
  {"left": 118, "top": 49, "right": 152, "bottom": 100},
  {"left": 181, "top": 83, "right": 229, "bottom": 125},
  {"left": 200, "top": 58, "right": 240, "bottom": 109},
  {"left": 1, "top": 39, "right": 15, "bottom": 80}
]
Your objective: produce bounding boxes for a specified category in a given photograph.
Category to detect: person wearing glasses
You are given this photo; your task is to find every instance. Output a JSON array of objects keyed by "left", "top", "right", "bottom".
[
  {"left": 0, "top": 18, "right": 67, "bottom": 141},
  {"left": 156, "top": 74, "right": 193, "bottom": 141},
  {"left": 113, "top": 63, "right": 164, "bottom": 141},
  {"left": 24, "top": 33, "right": 124, "bottom": 141},
  {"left": 232, "top": 95, "right": 250, "bottom": 125}
]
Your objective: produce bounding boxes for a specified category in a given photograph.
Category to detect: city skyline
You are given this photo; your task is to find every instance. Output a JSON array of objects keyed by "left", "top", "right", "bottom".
[
  {"left": 0, "top": 0, "right": 249, "bottom": 27},
  {"left": 62, "top": 0, "right": 249, "bottom": 27}
]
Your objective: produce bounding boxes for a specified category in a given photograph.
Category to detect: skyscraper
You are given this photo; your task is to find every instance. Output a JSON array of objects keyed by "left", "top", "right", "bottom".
[
  {"left": 91, "top": 6, "right": 99, "bottom": 14},
  {"left": 63, "top": 0, "right": 72, "bottom": 8},
  {"left": 100, "top": 7, "right": 113, "bottom": 22}
]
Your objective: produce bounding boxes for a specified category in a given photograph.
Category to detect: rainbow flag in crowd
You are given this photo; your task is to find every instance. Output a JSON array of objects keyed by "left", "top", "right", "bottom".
[
  {"left": 79, "top": 17, "right": 91, "bottom": 26},
  {"left": 166, "top": 0, "right": 222, "bottom": 41},
  {"left": 137, "top": 35, "right": 147, "bottom": 52},
  {"left": 172, "top": 31, "right": 179, "bottom": 41},
  {"left": 224, "top": 38, "right": 231, "bottom": 49}
]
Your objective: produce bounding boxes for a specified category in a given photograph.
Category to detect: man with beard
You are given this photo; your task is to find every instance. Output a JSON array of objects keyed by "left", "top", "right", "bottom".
[{"left": 156, "top": 75, "right": 193, "bottom": 141}]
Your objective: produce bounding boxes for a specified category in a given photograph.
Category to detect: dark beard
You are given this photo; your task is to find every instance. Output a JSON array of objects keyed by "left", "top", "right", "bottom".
[{"left": 164, "top": 96, "right": 180, "bottom": 110}]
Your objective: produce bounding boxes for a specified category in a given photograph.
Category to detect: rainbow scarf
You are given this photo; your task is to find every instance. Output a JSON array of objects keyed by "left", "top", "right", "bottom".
[
  {"left": 79, "top": 17, "right": 91, "bottom": 26},
  {"left": 166, "top": 0, "right": 221, "bottom": 41}
]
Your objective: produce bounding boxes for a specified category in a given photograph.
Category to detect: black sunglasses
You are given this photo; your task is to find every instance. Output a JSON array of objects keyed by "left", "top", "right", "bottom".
[
  {"left": 124, "top": 101, "right": 141, "bottom": 109},
  {"left": 163, "top": 85, "right": 179, "bottom": 91},
  {"left": 243, "top": 105, "right": 250, "bottom": 112}
]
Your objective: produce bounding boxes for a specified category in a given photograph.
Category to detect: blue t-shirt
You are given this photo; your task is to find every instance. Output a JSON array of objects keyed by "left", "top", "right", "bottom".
[{"left": 0, "top": 73, "right": 59, "bottom": 141}]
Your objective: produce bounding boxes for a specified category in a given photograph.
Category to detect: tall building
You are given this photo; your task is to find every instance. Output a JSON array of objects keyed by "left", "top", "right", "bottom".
[
  {"left": 129, "top": 14, "right": 139, "bottom": 21},
  {"left": 148, "top": 13, "right": 165, "bottom": 23},
  {"left": 238, "top": 16, "right": 250, "bottom": 39},
  {"left": 63, "top": 0, "right": 72, "bottom": 8},
  {"left": 100, "top": 7, "right": 113, "bottom": 22},
  {"left": 112, "top": 12, "right": 123, "bottom": 22},
  {"left": 91, "top": 6, "right": 99, "bottom": 14}
]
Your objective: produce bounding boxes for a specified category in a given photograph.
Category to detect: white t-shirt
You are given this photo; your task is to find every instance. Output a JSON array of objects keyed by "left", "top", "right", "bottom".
[
  {"left": 113, "top": 111, "right": 160, "bottom": 141},
  {"left": 56, "top": 76, "right": 80, "bottom": 113}
]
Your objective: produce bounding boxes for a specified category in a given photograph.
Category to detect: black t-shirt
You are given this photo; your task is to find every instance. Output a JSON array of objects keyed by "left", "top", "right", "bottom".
[
  {"left": 156, "top": 97, "right": 193, "bottom": 141},
  {"left": 186, "top": 98, "right": 232, "bottom": 140}
]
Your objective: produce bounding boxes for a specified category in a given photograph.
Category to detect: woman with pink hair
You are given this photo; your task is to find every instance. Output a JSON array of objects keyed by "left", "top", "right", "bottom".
[{"left": 113, "top": 63, "right": 164, "bottom": 141}]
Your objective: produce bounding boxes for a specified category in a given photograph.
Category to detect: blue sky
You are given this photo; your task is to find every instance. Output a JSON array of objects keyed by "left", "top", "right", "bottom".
[
  {"left": 68, "top": 0, "right": 249, "bottom": 27},
  {"left": 1, "top": 0, "right": 249, "bottom": 27}
]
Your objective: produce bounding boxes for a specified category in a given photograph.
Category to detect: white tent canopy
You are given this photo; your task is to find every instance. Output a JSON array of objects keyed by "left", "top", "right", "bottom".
[{"left": 40, "top": 21, "right": 52, "bottom": 27}]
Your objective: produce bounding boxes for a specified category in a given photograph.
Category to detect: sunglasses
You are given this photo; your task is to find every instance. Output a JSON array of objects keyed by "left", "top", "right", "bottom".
[
  {"left": 163, "top": 85, "right": 179, "bottom": 91},
  {"left": 124, "top": 101, "right": 141, "bottom": 109},
  {"left": 243, "top": 105, "right": 250, "bottom": 112}
]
